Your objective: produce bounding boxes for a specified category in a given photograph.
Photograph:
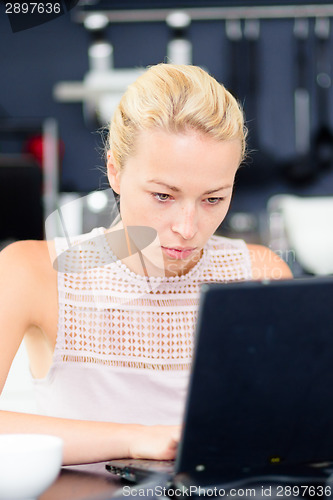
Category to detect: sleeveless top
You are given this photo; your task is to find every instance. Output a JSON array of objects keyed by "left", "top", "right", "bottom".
[{"left": 32, "top": 228, "right": 252, "bottom": 425}]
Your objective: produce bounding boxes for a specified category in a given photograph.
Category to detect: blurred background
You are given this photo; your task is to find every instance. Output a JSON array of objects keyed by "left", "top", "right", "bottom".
[{"left": 1, "top": 0, "right": 333, "bottom": 279}]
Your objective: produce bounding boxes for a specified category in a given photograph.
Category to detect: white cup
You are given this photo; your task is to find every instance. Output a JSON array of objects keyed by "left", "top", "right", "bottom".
[{"left": 0, "top": 434, "right": 63, "bottom": 500}]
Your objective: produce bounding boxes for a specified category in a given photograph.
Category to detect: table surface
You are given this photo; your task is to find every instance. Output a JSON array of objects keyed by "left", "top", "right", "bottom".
[
  {"left": 40, "top": 462, "right": 124, "bottom": 500},
  {"left": 39, "top": 461, "right": 333, "bottom": 500}
]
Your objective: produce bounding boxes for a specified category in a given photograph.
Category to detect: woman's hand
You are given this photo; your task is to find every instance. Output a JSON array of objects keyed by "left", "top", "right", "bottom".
[{"left": 129, "top": 424, "right": 181, "bottom": 460}]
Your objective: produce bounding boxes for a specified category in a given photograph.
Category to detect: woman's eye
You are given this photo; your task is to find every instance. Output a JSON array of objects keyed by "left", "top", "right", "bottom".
[
  {"left": 153, "top": 193, "right": 171, "bottom": 202},
  {"left": 206, "top": 197, "right": 224, "bottom": 205}
]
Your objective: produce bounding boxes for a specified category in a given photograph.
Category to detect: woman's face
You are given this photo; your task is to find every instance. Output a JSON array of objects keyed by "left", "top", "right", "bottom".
[{"left": 108, "top": 129, "right": 241, "bottom": 277}]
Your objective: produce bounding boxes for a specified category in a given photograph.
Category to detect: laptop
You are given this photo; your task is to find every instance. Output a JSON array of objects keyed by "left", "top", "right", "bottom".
[{"left": 106, "top": 277, "right": 333, "bottom": 487}]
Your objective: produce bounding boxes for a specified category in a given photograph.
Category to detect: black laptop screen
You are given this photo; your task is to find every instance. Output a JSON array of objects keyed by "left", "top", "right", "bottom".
[{"left": 176, "top": 278, "right": 333, "bottom": 477}]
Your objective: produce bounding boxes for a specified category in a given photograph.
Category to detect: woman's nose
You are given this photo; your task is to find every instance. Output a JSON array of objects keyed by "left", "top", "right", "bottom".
[{"left": 171, "top": 204, "right": 198, "bottom": 240}]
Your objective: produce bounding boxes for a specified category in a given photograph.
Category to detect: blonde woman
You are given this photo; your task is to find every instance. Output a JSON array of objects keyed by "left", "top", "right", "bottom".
[{"left": 0, "top": 64, "right": 291, "bottom": 466}]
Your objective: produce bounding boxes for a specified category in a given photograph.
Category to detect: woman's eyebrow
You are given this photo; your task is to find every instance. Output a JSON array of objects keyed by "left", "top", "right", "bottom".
[
  {"left": 204, "top": 186, "right": 233, "bottom": 195},
  {"left": 147, "top": 180, "right": 232, "bottom": 195},
  {"left": 147, "top": 180, "right": 181, "bottom": 192}
]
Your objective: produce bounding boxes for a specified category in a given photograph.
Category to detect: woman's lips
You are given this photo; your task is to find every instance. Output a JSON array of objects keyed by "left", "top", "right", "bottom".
[{"left": 162, "top": 246, "right": 196, "bottom": 260}]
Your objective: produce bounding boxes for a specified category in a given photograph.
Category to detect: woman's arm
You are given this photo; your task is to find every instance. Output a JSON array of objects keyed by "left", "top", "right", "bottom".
[
  {"left": 247, "top": 244, "right": 293, "bottom": 280},
  {"left": 0, "top": 410, "right": 179, "bottom": 464},
  {"left": 0, "top": 242, "right": 179, "bottom": 465}
]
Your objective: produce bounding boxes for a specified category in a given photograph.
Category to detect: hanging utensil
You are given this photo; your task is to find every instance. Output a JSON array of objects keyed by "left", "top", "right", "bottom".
[
  {"left": 242, "top": 18, "right": 277, "bottom": 185},
  {"left": 244, "top": 19, "right": 261, "bottom": 149},
  {"left": 225, "top": 19, "right": 244, "bottom": 100},
  {"left": 284, "top": 18, "right": 314, "bottom": 183},
  {"left": 313, "top": 17, "right": 333, "bottom": 171},
  {"left": 166, "top": 11, "right": 192, "bottom": 65}
]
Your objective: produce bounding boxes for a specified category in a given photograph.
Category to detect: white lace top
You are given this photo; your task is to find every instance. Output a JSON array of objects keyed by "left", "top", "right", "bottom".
[{"left": 33, "top": 228, "right": 252, "bottom": 425}]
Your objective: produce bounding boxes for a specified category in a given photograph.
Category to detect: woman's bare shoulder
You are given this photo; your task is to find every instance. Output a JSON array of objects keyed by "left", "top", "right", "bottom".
[
  {"left": 0, "top": 240, "right": 57, "bottom": 311},
  {"left": 0, "top": 239, "right": 54, "bottom": 277},
  {"left": 0, "top": 240, "right": 58, "bottom": 389},
  {"left": 247, "top": 244, "right": 293, "bottom": 280}
]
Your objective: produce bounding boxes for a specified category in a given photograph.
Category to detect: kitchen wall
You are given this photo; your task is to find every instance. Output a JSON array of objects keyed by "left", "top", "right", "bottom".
[{"left": 1, "top": 4, "right": 332, "bottom": 205}]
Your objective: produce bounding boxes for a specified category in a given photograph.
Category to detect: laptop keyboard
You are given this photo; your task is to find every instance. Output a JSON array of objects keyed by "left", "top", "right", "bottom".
[{"left": 106, "top": 459, "right": 175, "bottom": 482}]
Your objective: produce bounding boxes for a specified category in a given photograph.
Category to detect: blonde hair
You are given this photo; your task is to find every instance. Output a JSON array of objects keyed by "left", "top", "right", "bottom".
[{"left": 108, "top": 63, "right": 247, "bottom": 171}]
